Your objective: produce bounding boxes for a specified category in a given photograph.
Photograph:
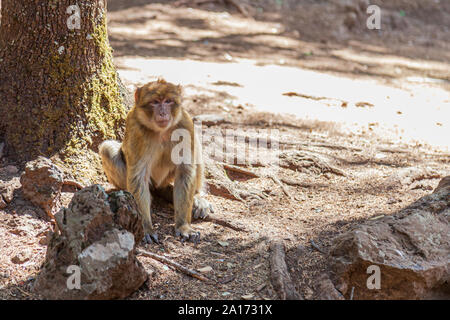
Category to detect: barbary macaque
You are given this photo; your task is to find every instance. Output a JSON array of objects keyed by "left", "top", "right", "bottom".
[{"left": 99, "top": 79, "right": 213, "bottom": 244}]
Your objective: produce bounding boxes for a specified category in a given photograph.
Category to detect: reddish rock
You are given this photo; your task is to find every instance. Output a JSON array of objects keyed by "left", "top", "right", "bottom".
[
  {"left": 0, "top": 176, "right": 21, "bottom": 203},
  {"left": 20, "top": 157, "right": 64, "bottom": 217},
  {"left": 328, "top": 176, "right": 450, "bottom": 299},
  {"left": 314, "top": 275, "right": 345, "bottom": 300},
  {"left": 0, "top": 196, "right": 6, "bottom": 209},
  {"left": 33, "top": 185, "right": 147, "bottom": 300}
]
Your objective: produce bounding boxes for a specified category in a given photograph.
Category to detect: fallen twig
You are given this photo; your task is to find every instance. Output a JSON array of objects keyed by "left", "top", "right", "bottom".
[
  {"left": 137, "top": 248, "right": 210, "bottom": 282},
  {"left": 222, "top": 163, "right": 260, "bottom": 178},
  {"left": 198, "top": 215, "right": 247, "bottom": 232},
  {"left": 280, "top": 178, "right": 329, "bottom": 188},
  {"left": 63, "top": 179, "right": 84, "bottom": 190},
  {"left": 310, "top": 239, "right": 327, "bottom": 254}
]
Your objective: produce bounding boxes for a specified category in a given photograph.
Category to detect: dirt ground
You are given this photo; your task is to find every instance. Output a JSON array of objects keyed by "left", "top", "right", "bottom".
[{"left": 0, "top": 0, "right": 449, "bottom": 300}]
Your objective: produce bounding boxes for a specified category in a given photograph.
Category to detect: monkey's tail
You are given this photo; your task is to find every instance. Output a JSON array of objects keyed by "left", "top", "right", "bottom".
[{"left": 99, "top": 140, "right": 127, "bottom": 190}]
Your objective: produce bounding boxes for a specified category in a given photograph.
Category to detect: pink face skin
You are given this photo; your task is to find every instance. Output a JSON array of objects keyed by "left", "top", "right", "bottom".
[{"left": 152, "top": 98, "right": 174, "bottom": 128}]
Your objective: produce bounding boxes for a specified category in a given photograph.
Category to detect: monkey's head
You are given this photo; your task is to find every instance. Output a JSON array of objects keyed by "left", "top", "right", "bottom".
[{"left": 135, "top": 79, "right": 183, "bottom": 132}]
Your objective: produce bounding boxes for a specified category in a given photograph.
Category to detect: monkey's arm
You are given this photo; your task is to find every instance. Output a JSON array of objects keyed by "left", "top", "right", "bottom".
[{"left": 173, "top": 164, "right": 200, "bottom": 242}]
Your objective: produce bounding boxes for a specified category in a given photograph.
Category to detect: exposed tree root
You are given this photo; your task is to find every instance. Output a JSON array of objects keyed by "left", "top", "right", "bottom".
[
  {"left": 222, "top": 163, "right": 260, "bottom": 179},
  {"left": 280, "top": 150, "right": 346, "bottom": 176},
  {"left": 269, "top": 240, "right": 302, "bottom": 300},
  {"left": 310, "top": 239, "right": 327, "bottom": 254},
  {"left": 206, "top": 163, "right": 266, "bottom": 201},
  {"left": 268, "top": 175, "right": 293, "bottom": 202}
]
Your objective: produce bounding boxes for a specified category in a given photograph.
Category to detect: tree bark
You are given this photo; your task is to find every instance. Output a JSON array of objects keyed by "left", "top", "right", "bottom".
[{"left": 0, "top": 0, "right": 130, "bottom": 161}]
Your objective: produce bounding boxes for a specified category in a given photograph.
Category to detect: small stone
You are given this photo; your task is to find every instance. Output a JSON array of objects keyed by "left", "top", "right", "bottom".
[
  {"left": 197, "top": 266, "right": 213, "bottom": 273},
  {"left": 0, "top": 178, "right": 20, "bottom": 203},
  {"left": 218, "top": 241, "right": 229, "bottom": 247},
  {"left": 4, "top": 165, "right": 19, "bottom": 174},
  {"left": 303, "top": 286, "right": 314, "bottom": 300},
  {"left": 344, "top": 12, "right": 358, "bottom": 29},
  {"left": 21, "top": 156, "right": 64, "bottom": 216},
  {"left": 242, "top": 294, "right": 254, "bottom": 300},
  {"left": 0, "top": 196, "right": 7, "bottom": 209},
  {"left": 11, "top": 250, "right": 32, "bottom": 264}
]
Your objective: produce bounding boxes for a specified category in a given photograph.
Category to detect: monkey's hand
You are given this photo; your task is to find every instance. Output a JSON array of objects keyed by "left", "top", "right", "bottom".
[
  {"left": 192, "top": 196, "right": 214, "bottom": 220},
  {"left": 175, "top": 224, "right": 201, "bottom": 243}
]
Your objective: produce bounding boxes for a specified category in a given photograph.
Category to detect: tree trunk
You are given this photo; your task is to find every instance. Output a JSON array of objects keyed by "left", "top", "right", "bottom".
[{"left": 0, "top": 0, "right": 130, "bottom": 162}]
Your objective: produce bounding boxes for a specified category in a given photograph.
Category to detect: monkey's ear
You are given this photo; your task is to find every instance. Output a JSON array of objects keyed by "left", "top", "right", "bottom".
[
  {"left": 134, "top": 86, "right": 142, "bottom": 104},
  {"left": 176, "top": 84, "right": 183, "bottom": 96}
]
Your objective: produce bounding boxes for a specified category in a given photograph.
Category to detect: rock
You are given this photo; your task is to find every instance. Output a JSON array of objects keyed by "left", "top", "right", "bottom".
[
  {"left": 314, "top": 275, "right": 345, "bottom": 300},
  {"left": 197, "top": 266, "right": 213, "bottom": 273},
  {"left": 20, "top": 156, "right": 64, "bottom": 217},
  {"left": 344, "top": 12, "right": 358, "bottom": 29},
  {"left": 192, "top": 114, "right": 229, "bottom": 126},
  {"left": 0, "top": 196, "right": 6, "bottom": 209},
  {"left": 4, "top": 165, "right": 18, "bottom": 174},
  {"left": 33, "top": 185, "right": 147, "bottom": 300},
  {"left": 0, "top": 142, "right": 4, "bottom": 159},
  {"left": 328, "top": 176, "right": 450, "bottom": 299},
  {"left": 0, "top": 176, "right": 21, "bottom": 203}
]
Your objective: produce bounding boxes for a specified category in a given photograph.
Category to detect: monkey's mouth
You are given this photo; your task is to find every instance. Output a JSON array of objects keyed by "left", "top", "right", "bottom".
[{"left": 156, "top": 120, "right": 170, "bottom": 128}]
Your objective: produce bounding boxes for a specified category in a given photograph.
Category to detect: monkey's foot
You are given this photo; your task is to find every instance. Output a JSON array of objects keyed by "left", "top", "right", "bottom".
[
  {"left": 143, "top": 232, "right": 159, "bottom": 245},
  {"left": 192, "top": 197, "right": 214, "bottom": 219},
  {"left": 175, "top": 224, "right": 201, "bottom": 243}
]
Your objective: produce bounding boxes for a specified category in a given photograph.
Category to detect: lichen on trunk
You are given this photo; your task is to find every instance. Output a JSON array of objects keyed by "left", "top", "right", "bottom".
[{"left": 0, "top": 0, "right": 130, "bottom": 167}]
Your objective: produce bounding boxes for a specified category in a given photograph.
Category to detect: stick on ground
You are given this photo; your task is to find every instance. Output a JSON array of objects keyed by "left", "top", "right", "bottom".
[
  {"left": 137, "top": 248, "right": 210, "bottom": 282},
  {"left": 269, "top": 240, "right": 302, "bottom": 300},
  {"left": 310, "top": 239, "right": 327, "bottom": 254},
  {"left": 197, "top": 215, "right": 248, "bottom": 232}
]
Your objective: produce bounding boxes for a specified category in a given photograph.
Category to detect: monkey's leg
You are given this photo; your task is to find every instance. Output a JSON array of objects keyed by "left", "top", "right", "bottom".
[
  {"left": 173, "top": 164, "right": 201, "bottom": 242},
  {"left": 127, "top": 168, "right": 159, "bottom": 244},
  {"left": 99, "top": 140, "right": 127, "bottom": 190}
]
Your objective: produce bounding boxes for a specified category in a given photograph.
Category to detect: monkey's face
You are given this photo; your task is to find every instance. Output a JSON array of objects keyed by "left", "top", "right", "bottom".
[{"left": 135, "top": 79, "right": 182, "bottom": 132}]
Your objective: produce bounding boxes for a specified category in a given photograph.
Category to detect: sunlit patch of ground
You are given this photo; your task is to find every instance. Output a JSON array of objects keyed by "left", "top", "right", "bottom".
[{"left": 116, "top": 56, "right": 449, "bottom": 150}]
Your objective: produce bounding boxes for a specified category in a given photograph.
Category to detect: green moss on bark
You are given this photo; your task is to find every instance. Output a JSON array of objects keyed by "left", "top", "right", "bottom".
[{"left": 0, "top": 2, "right": 129, "bottom": 167}]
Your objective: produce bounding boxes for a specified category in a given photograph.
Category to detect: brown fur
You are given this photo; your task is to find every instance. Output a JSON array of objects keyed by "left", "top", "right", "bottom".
[{"left": 99, "top": 79, "right": 210, "bottom": 242}]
